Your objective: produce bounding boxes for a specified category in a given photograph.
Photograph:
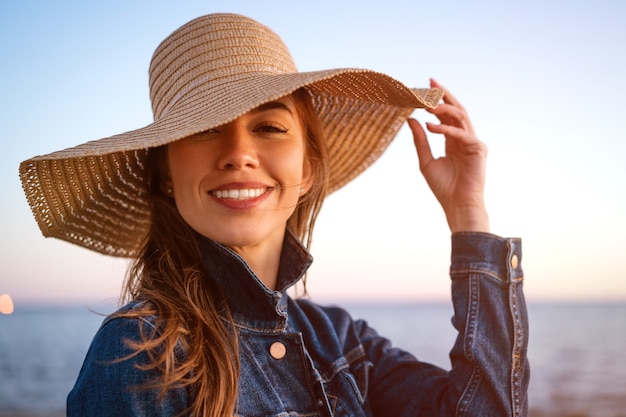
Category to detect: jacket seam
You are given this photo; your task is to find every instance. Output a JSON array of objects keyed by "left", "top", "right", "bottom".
[{"left": 456, "top": 274, "right": 482, "bottom": 416}]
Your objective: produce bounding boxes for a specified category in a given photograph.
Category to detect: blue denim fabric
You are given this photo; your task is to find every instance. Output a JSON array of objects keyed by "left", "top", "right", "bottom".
[{"left": 67, "top": 231, "right": 529, "bottom": 416}]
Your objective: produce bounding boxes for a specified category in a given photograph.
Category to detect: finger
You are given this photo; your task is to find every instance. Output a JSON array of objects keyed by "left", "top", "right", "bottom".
[
  {"left": 428, "top": 102, "right": 474, "bottom": 134},
  {"left": 408, "top": 118, "right": 434, "bottom": 169},
  {"left": 426, "top": 122, "right": 482, "bottom": 147},
  {"left": 428, "top": 78, "right": 474, "bottom": 133},
  {"left": 430, "top": 78, "right": 464, "bottom": 109}
]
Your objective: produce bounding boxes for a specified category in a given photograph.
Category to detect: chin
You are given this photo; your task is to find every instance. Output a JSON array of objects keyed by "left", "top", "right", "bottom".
[{"left": 200, "top": 228, "right": 279, "bottom": 250}]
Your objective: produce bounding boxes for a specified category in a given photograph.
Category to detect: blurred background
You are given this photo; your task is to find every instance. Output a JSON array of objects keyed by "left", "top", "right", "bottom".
[{"left": 1, "top": 1, "right": 625, "bottom": 416}]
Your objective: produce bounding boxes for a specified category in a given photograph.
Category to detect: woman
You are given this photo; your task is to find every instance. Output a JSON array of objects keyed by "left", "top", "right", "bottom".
[{"left": 19, "top": 13, "right": 529, "bottom": 417}]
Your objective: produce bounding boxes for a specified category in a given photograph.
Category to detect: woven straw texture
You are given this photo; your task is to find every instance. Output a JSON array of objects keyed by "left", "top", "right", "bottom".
[{"left": 19, "top": 13, "right": 443, "bottom": 257}]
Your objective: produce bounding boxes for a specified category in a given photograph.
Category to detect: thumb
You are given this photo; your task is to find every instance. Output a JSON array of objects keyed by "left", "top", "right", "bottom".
[{"left": 407, "top": 118, "right": 433, "bottom": 170}]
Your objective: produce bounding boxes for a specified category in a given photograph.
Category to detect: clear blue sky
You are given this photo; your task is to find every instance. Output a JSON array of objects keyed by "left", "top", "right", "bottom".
[{"left": 2, "top": 0, "right": 625, "bottom": 306}]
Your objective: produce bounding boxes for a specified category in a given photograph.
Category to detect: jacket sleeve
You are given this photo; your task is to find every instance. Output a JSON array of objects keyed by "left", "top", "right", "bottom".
[
  {"left": 364, "top": 232, "right": 530, "bottom": 417},
  {"left": 67, "top": 314, "right": 191, "bottom": 417}
]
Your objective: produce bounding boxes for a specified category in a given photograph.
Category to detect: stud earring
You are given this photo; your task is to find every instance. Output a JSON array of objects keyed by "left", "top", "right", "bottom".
[{"left": 166, "top": 187, "right": 173, "bottom": 195}]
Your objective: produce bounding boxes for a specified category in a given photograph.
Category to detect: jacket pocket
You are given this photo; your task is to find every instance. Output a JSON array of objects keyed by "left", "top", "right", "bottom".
[{"left": 341, "top": 355, "right": 372, "bottom": 404}]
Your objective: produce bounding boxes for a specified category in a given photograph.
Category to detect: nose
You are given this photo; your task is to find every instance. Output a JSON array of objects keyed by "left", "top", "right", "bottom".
[{"left": 217, "top": 127, "right": 260, "bottom": 170}]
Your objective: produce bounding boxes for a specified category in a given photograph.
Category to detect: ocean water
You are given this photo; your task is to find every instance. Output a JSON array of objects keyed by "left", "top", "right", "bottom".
[{"left": 0, "top": 302, "right": 625, "bottom": 417}]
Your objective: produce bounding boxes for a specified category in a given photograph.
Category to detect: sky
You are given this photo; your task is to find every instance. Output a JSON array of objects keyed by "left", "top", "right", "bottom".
[{"left": 1, "top": 0, "right": 625, "bottom": 308}]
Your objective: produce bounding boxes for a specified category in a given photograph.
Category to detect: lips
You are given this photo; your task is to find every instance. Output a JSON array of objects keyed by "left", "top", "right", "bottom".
[
  {"left": 208, "top": 182, "right": 275, "bottom": 209},
  {"left": 212, "top": 188, "right": 267, "bottom": 200}
]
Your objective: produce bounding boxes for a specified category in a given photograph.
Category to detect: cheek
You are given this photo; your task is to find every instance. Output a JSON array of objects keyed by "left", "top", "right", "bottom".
[
  {"left": 167, "top": 144, "right": 204, "bottom": 188},
  {"left": 301, "top": 156, "right": 314, "bottom": 191},
  {"left": 279, "top": 142, "right": 307, "bottom": 182}
]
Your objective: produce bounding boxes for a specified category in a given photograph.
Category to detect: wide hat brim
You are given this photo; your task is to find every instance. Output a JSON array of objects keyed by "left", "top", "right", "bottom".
[{"left": 19, "top": 14, "right": 443, "bottom": 258}]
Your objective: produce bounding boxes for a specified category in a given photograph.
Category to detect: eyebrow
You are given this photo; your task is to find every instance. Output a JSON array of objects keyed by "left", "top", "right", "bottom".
[{"left": 250, "top": 101, "right": 293, "bottom": 115}]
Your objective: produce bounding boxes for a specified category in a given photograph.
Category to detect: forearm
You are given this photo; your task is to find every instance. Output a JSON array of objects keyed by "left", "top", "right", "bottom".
[{"left": 448, "top": 232, "right": 529, "bottom": 417}]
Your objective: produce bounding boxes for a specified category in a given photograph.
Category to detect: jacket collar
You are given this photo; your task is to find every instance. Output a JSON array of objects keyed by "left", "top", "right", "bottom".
[{"left": 195, "top": 230, "right": 313, "bottom": 332}]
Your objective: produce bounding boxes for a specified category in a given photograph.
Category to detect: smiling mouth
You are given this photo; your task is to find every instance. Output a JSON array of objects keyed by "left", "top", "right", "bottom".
[{"left": 211, "top": 188, "right": 268, "bottom": 200}]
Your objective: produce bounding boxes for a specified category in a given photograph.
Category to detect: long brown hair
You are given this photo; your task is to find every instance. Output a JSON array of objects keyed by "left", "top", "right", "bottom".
[{"left": 119, "top": 88, "right": 328, "bottom": 417}]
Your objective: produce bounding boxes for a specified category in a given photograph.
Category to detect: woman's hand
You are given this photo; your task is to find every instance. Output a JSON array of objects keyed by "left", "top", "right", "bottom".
[{"left": 408, "top": 78, "right": 490, "bottom": 233}]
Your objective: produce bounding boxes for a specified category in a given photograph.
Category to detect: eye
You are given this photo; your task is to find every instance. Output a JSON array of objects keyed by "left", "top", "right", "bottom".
[
  {"left": 255, "top": 123, "right": 289, "bottom": 135},
  {"left": 187, "top": 128, "right": 220, "bottom": 141}
]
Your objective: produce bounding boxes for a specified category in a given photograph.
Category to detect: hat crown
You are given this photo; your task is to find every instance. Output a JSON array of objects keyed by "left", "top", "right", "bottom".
[{"left": 148, "top": 13, "right": 297, "bottom": 120}]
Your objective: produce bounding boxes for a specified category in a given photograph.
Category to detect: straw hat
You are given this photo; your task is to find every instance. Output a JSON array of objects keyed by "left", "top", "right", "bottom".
[{"left": 19, "top": 13, "right": 443, "bottom": 258}]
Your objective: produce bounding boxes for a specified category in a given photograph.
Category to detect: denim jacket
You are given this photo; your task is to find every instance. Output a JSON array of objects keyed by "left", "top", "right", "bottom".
[{"left": 67, "top": 232, "right": 529, "bottom": 416}]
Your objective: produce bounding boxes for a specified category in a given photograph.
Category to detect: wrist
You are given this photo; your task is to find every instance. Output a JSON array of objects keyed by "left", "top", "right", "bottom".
[{"left": 446, "top": 205, "right": 490, "bottom": 233}]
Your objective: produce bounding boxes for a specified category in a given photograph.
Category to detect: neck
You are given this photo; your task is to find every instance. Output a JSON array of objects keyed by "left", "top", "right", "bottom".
[{"left": 228, "top": 232, "right": 285, "bottom": 291}]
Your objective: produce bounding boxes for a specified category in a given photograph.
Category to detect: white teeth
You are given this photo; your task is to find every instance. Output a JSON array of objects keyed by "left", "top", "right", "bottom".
[{"left": 213, "top": 188, "right": 265, "bottom": 200}]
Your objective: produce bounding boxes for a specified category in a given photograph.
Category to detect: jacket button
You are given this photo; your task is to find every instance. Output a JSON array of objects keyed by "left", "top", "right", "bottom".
[
  {"left": 510, "top": 254, "right": 519, "bottom": 269},
  {"left": 269, "top": 342, "right": 287, "bottom": 359}
]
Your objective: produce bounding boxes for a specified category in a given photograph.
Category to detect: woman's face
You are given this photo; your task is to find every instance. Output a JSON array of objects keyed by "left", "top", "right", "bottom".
[{"left": 166, "top": 96, "right": 312, "bottom": 254}]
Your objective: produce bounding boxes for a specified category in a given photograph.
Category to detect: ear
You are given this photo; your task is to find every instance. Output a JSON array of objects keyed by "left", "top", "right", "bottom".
[
  {"left": 159, "top": 151, "right": 175, "bottom": 197},
  {"left": 161, "top": 180, "right": 174, "bottom": 197}
]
